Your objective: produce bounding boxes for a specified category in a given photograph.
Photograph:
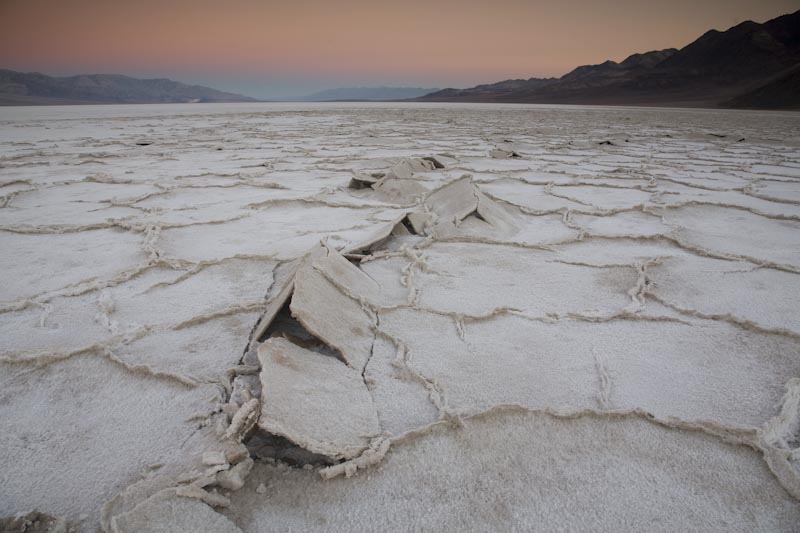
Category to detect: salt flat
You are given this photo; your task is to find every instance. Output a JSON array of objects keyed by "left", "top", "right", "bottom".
[{"left": 1, "top": 103, "right": 799, "bottom": 532}]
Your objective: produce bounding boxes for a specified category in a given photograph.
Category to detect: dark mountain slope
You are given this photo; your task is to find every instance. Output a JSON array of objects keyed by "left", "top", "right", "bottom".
[
  {"left": 419, "top": 10, "right": 800, "bottom": 109},
  {"left": 725, "top": 64, "right": 800, "bottom": 109},
  {"left": 0, "top": 70, "right": 257, "bottom": 105}
]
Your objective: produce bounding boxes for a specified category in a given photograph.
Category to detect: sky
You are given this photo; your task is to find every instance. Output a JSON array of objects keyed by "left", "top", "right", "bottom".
[{"left": 0, "top": 0, "right": 797, "bottom": 99}]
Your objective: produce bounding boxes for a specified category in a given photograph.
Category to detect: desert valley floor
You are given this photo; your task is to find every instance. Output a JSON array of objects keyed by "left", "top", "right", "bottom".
[{"left": 1, "top": 103, "right": 799, "bottom": 532}]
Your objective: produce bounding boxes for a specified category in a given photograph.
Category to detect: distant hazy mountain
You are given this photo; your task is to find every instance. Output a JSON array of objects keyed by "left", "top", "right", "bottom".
[
  {"left": 300, "top": 86, "right": 440, "bottom": 101},
  {"left": 0, "top": 70, "right": 257, "bottom": 105},
  {"left": 419, "top": 10, "right": 800, "bottom": 109}
]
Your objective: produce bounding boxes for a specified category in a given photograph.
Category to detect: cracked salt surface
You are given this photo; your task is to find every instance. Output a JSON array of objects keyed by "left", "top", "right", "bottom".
[{"left": 1, "top": 103, "right": 800, "bottom": 531}]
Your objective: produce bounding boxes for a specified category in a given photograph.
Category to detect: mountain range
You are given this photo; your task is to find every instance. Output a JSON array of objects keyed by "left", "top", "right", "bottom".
[
  {"left": 418, "top": 10, "right": 800, "bottom": 109},
  {"left": 0, "top": 70, "right": 256, "bottom": 105},
  {"left": 2, "top": 10, "right": 798, "bottom": 109}
]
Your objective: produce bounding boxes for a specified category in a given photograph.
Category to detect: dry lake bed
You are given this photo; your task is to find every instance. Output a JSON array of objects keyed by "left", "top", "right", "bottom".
[{"left": 1, "top": 103, "right": 800, "bottom": 532}]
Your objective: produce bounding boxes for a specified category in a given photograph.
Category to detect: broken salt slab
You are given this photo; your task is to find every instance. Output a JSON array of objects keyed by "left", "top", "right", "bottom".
[
  {"left": 289, "top": 248, "right": 376, "bottom": 372},
  {"left": 418, "top": 176, "right": 478, "bottom": 232},
  {"left": 249, "top": 248, "right": 326, "bottom": 348},
  {"left": 341, "top": 212, "right": 412, "bottom": 255},
  {"left": 368, "top": 177, "right": 429, "bottom": 204},
  {"left": 385, "top": 158, "right": 437, "bottom": 179},
  {"left": 408, "top": 175, "right": 518, "bottom": 239},
  {"left": 311, "top": 246, "right": 382, "bottom": 304},
  {"left": 489, "top": 147, "right": 521, "bottom": 159},
  {"left": 257, "top": 337, "right": 381, "bottom": 460},
  {"left": 109, "top": 489, "right": 242, "bottom": 533}
]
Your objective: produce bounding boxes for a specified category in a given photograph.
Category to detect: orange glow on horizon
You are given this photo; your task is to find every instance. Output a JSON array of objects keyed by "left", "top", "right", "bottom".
[{"left": 1, "top": 0, "right": 797, "bottom": 95}]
